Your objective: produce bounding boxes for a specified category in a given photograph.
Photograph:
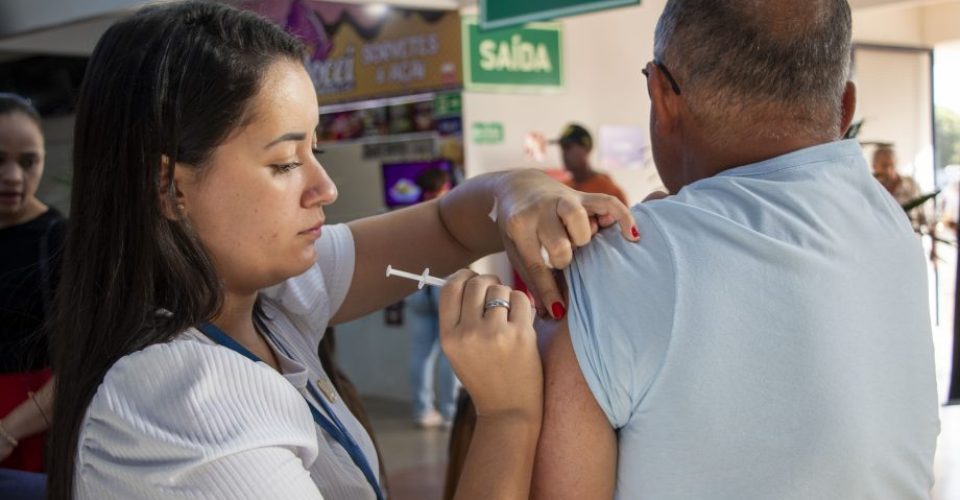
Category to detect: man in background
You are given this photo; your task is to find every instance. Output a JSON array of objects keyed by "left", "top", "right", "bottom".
[
  {"left": 553, "top": 123, "right": 628, "bottom": 205},
  {"left": 872, "top": 145, "right": 927, "bottom": 230}
]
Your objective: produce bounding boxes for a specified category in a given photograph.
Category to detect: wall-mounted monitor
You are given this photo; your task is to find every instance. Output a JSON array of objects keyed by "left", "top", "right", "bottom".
[{"left": 381, "top": 159, "right": 454, "bottom": 209}]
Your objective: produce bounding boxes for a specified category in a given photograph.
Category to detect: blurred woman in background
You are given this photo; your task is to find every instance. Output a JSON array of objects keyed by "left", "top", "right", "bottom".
[{"left": 0, "top": 93, "right": 62, "bottom": 497}]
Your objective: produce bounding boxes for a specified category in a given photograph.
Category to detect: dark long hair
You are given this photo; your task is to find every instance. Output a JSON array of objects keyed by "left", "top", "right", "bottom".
[
  {"left": 47, "top": 3, "right": 303, "bottom": 497},
  {"left": 0, "top": 92, "right": 42, "bottom": 125}
]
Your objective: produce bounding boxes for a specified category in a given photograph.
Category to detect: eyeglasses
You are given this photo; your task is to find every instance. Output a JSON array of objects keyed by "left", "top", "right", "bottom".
[{"left": 641, "top": 60, "right": 682, "bottom": 95}]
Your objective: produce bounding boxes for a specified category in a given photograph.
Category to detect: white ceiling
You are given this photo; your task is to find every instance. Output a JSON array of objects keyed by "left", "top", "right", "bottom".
[{"left": 0, "top": 15, "right": 125, "bottom": 57}]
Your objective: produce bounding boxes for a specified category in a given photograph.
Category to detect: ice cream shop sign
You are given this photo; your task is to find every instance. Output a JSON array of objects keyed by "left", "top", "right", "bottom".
[{"left": 247, "top": 0, "right": 463, "bottom": 105}]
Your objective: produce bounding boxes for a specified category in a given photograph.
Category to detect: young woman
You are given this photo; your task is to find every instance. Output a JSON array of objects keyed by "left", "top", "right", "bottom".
[
  {"left": 0, "top": 93, "right": 61, "bottom": 475},
  {"left": 47, "top": 3, "right": 637, "bottom": 499}
]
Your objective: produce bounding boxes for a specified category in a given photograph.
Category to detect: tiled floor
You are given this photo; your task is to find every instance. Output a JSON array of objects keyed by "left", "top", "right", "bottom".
[
  {"left": 364, "top": 239, "right": 960, "bottom": 499},
  {"left": 364, "top": 397, "right": 450, "bottom": 500},
  {"left": 931, "top": 238, "right": 959, "bottom": 500}
]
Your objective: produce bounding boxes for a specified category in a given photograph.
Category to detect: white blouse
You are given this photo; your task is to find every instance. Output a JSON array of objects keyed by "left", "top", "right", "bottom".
[{"left": 75, "top": 224, "right": 381, "bottom": 499}]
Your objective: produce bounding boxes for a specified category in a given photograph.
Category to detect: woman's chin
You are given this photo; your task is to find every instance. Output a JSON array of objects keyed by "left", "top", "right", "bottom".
[{"left": 289, "top": 248, "right": 317, "bottom": 276}]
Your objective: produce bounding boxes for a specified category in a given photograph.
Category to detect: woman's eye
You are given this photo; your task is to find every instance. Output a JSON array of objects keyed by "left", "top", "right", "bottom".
[
  {"left": 19, "top": 156, "right": 36, "bottom": 169},
  {"left": 270, "top": 161, "right": 302, "bottom": 173},
  {"left": 311, "top": 147, "right": 324, "bottom": 156}
]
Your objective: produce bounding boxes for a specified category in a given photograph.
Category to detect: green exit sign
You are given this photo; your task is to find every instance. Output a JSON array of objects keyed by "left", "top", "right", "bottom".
[
  {"left": 481, "top": 0, "right": 640, "bottom": 29},
  {"left": 472, "top": 122, "right": 505, "bottom": 144},
  {"left": 463, "top": 19, "right": 563, "bottom": 92}
]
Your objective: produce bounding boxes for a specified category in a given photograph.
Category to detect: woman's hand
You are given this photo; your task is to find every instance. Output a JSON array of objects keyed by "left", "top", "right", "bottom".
[
  {"left": 493, "top": 170, "right": 637, "bottom": 318},
  {"left": 0, "top": 419, "right": 16, "bottom": 461},
  {"left": 439, "top": 270, "right": 542, "bottom": 421}
]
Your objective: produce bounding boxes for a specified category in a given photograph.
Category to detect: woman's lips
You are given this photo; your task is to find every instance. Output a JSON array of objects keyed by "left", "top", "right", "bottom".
[
  {"left": 299, "top": 221, "right": 324, "bottom": 238},
  {"left": 0, "top": 192, "right": 22, "bottom": 206}
]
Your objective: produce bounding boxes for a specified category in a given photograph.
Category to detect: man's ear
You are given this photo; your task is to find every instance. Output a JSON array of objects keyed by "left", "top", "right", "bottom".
[
  {"left": 158, "top": 155, "right": 191, "bottom": 220},
  {"left": 839, "top": 81, "right": 857, "bottom": 138},
  {"left": 649, "top": 64, "right": 682, "bottom": 138}
]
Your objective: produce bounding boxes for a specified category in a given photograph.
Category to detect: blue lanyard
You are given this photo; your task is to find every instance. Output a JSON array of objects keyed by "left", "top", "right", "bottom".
[{"left": 197, "top": 322, "right": 384, "bottom": 500}]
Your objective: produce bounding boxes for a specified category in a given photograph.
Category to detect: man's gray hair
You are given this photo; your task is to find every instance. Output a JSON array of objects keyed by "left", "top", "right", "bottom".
[{"left": 654, "top": 0, "right": 852, "bottom": 142}]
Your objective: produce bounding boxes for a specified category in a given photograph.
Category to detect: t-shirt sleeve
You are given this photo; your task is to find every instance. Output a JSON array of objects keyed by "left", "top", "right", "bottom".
[
  {"left": 563, "top": 206, "right": 676, "bottom": 428},
  {"left": 77, "top": 341, "right": 323, "bottom": 500},
  {"left": 260, "top": 223, "right": 356, "bottom": 339}
]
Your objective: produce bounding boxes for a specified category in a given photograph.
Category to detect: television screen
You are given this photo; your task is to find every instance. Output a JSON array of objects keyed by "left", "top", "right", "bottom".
[{"left": 381, "top": 159, "right": 453, "bottom": 208}]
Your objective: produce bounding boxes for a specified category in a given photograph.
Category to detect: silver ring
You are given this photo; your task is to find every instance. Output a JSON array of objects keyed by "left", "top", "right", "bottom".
[{"left": 483, "top": 298, "right": 511, "bottom": 311}]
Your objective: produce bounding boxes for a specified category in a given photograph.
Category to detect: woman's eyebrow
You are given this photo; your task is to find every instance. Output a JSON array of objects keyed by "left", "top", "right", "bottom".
[{"left": 264, "top": 132, "right": 306, "bottom": 149}]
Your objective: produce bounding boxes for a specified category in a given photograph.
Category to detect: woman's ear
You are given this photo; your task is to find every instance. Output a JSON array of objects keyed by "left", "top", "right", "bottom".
[{"left": 158, "top": 155, "right": 189, "bottom": 220}]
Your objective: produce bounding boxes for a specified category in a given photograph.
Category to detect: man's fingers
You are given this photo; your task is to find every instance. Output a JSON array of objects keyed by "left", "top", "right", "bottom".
[{"left": 581, "top": 193, "right": 639, "bottom": 241}]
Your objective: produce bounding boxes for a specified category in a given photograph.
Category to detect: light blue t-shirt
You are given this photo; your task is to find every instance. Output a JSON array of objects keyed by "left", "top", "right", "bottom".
[{"left": 565, "top": 139, "right": 940, "bottom": 499}]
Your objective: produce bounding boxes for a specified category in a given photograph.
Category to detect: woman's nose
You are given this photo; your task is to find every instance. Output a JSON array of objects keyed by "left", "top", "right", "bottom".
[
  {"left": 0, "top": 162, "right": 24, "bottom": 187},
  {"left": 302, "top": 158, "right": 338, "bottom": 208}
]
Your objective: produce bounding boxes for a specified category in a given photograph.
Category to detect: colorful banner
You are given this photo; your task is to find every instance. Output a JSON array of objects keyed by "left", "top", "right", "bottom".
[{"left": 246, "top": 0, "right": 463, "bottom": 105}]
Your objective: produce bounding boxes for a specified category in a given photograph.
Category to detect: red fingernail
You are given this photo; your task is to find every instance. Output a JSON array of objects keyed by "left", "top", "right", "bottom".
[
  {"left": 551, "top": 302, "right": 566, "bottom": 320},
  {"left": 631, "top": 226, "right": 639, "bottom": 239}
]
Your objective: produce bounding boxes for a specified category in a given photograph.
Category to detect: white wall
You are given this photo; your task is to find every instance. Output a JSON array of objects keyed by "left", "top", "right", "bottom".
[
  {"left": 462, "top": 1, "right": 665, "bottom": 204},
  {"left": 853, "top": 3, "right": 925, "bottom": 46},
  {"left": 921, "top": 2, "right": 960, "bottom": 46},
  {"left": 852, "top": 1, "right": 960, "bottom": 47},
  {"left": 461, "top": 0, "right": 667, "bottom": 282}
]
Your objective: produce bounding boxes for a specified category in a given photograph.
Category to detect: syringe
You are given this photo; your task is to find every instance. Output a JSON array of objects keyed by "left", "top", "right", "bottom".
[{"left": 385, "top": 265, "right": 447, "bottom": 289}]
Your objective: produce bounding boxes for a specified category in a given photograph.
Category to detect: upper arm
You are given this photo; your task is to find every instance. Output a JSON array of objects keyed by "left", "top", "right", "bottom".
[
  {"left": 333, "top": 200, "right": 478, "bottom": 324},
  {"left": 80, "top": 444, "right": 324, "bottom": 500},
  {"left": 531, "top": 211, "right": 676, "bottom": 499},
  {"left": 531, "top": 321, "right": 617, "bottom": 500},
  {"left": 170, "top": 448, "right": 325, "bottom": 500},
  {"left": 78, "top": 341, "right": 323, "bottom": 500}
]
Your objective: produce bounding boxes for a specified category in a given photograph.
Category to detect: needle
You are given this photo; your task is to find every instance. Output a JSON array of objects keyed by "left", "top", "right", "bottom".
[{"left": 385, "top": 265, "right": 447, "bottom": 289}]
